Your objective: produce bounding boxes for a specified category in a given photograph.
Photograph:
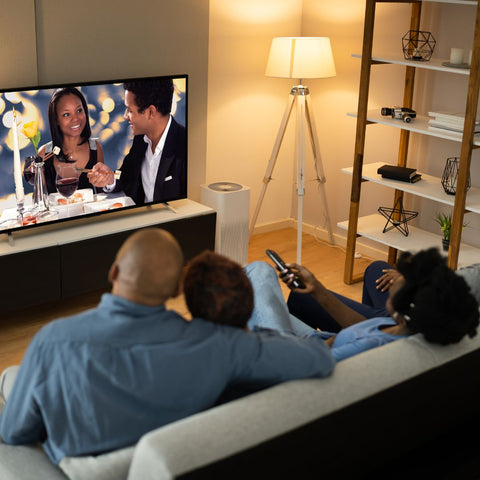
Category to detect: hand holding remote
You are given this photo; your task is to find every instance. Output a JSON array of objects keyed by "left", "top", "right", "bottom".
[{"left": 265, "top": 249, "right": 306, "bottom": 289}]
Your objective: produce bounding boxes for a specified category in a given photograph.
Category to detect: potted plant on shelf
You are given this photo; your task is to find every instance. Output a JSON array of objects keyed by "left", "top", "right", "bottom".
[{"left": 435, "top": 212, "right": 467, "bottom": 252}]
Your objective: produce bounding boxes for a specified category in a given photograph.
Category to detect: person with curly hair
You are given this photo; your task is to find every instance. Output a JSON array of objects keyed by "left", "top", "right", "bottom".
[
  {"left": 183, "top": 250, "right": 253, "bottom": 329},
  {"left": 246, "top": 248, "right": 479, "bottom": 361}
]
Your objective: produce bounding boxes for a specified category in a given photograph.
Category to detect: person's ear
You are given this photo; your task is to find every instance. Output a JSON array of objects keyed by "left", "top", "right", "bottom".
[
  {"left": 108, "top": 263, "right": 119, "bottom": 283},
  {"left": 148, "top": 105, "right": 156, "bottom": 119}
]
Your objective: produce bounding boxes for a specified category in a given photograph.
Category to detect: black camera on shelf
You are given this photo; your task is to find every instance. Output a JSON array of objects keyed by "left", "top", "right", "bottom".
[{"left": 381, "top": 106, "right": 417, "bottom": 123}]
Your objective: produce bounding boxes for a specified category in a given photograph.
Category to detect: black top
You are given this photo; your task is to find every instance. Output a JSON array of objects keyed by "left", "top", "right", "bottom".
[
  {"left": 113, "top": 117, "right": 186, "bottom": 205},
  {"left": 44, "top": 143, "right": 98, "bottom": 194}
]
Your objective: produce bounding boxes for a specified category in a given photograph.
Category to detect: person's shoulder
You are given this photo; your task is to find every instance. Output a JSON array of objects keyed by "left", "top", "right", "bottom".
[
  {"left": 362, "top": 316, "right": 396, "bottom": 329},
  {"left": 169, "top": 117, "right": 185, "bottom": 136},
  {"left": 132, "top": 135, "right": 148, "bottom": 149},
  {"left": 186, "top": 318, "right": 259, "bottom": 346},
  {"left": 34, "top": 308, "right": 99, "bottom": 344}
]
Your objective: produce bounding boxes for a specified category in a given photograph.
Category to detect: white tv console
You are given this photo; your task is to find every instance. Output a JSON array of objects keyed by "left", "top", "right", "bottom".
[{"left": 0, "top": 199, "right": 216, "bottom": 312}]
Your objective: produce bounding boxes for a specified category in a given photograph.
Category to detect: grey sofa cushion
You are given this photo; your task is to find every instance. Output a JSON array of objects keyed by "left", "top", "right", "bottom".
[
  {"left": 59, "top": 446, "right": 135, "bottom": 480},
  {"left": 458, "top": 263, "right": 480, "bottom": 304},
  {"left": 0, "top": 440, "right": 68, "bottom": 480}
]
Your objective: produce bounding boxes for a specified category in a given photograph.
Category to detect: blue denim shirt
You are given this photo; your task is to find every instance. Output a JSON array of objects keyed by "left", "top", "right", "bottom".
[
  {"left": 0, "top": 294, "right": 334, "bottom": 464},
  {"left": 323, "top": 317, "right": 407, "bottom": 361}
]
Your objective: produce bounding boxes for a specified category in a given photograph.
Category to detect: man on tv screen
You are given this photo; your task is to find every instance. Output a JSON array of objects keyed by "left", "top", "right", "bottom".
[{"left": 89, "top": 78, "right": 186, "bottom": 204}]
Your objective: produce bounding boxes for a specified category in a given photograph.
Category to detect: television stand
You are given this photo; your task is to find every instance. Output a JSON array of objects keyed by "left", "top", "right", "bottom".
[
  {"left": 161, "top": 202, "right": 177, "bottom": 214},
  {"left": 0, "top": 199, "right": 216, "bottom": 312},
  {"left": 6, "top": 232, "right": 14, "bottom": 247}
]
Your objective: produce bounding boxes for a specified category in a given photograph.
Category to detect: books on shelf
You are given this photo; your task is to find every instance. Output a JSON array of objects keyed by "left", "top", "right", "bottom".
[
  {"left": 377, "top": 164, "right": 422, "bottom": 183},
  {"left": 427, "top": 111, "right": 480, "bottom": 134}
]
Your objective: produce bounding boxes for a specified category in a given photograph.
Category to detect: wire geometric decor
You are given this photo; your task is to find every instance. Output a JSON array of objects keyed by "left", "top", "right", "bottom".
[
  {"left": 441, "top": 156, "right": 471, "bottom": 195},
  {"left": 378, "top": 196, "right": 418, "bottom": 237},
  {"left": 402, "top": 30, "right": 436, "bottom": 62}
]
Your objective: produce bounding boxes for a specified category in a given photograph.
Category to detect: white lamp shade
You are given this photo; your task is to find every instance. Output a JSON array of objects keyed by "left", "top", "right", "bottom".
[{"left": 265, "top": 37, "right": 336, "bottom": 79}]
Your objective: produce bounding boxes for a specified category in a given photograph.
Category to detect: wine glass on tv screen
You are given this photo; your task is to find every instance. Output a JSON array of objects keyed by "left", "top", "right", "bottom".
[
  {"left": 0, "top": 74, "right": 188, "bottom": 235},
  {"left": 23, "top": 156, "right": 36, "bottom": 186},
  {"left": 55, "top": 163, "right": 79, "bottom": 217}
]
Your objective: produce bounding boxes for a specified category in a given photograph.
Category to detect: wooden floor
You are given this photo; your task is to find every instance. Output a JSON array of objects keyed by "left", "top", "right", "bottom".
[{"left": 0, "top": 228, "right": 373, "bottom": 371}]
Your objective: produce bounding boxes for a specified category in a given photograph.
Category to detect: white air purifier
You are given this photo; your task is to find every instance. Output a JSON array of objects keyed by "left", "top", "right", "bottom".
[{"left": 200, "top": 182, "right": 250, "bottom": 265}]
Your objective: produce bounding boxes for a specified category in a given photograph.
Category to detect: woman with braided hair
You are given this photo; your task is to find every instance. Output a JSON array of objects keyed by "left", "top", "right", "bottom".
[{"left": 245, "top": 248, "right": 479, "bottom": 361}]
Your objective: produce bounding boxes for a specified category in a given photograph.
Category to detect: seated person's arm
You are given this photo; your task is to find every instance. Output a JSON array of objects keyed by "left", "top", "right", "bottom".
[
  {"left": 0, "top": 342, "right": 47, "bottom": 445},
  {"left": 376, "top": 268, "right": 401, "bottom": 292},
  {"left": 282, "top": 264, "right": 367, "bottom": 329},
  {"left": 324, "top": 335, "right": 336, "bottom": 347},
  {"left": 330, "top": 335, "right": 388, "bottom": 362},
  {"left": 230, "top": 330, "right": 336, "bottom": 391}
]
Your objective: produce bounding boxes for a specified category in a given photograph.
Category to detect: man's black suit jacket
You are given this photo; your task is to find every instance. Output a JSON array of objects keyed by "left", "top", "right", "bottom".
[{"left": 115, "top": 117, "right": 186, "bottom": 205}]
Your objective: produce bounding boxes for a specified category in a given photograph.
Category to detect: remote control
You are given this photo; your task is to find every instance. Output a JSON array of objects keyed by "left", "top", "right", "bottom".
[{"left": 265, "top": 249, "right": 306, "bottom": 289}]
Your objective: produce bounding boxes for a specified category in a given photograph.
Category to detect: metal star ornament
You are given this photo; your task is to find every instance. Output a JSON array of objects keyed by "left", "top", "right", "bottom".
[{"left": 378, "top": 197, "right": 418, "bottom": 237}]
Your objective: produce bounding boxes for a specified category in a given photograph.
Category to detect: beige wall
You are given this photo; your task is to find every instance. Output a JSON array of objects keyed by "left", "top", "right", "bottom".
[
  {"left": 0, "top": 1, "right": 38, "bottom": 88},
  {"left": 0, "top": 0, "right": 209, "bottom": 202},
  {"left": 2, "top": 1, "right": 479, "bottom": 251},
  {"left": 207, "top": 0, "right": 411, "bottom": 250},
  {"left": 207, "top": 0, "right": 303, "bottom": 226},
  {"left": 207, "top": 0, "right": 480, "bottom": 252}
]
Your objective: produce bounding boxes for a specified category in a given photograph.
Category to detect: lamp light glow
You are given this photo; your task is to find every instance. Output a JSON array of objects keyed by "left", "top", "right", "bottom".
[{"left": 265, "top": 37, "right": 336, "bottom": 79}]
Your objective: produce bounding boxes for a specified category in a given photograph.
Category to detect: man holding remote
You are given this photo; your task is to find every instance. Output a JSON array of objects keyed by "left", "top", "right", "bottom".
[{"left": 0, "top": 229, "right": 335, "bottom": 466}]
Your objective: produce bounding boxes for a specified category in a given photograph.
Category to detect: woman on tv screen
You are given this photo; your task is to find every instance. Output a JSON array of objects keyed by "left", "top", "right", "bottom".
[{"left": 38, "top": 87, "right": 105, "bottom": 194}]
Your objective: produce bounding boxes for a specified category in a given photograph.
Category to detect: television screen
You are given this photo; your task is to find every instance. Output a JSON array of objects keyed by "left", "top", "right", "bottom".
[{"left": 0, "top": 74, "right": 187, "bottom": 234}]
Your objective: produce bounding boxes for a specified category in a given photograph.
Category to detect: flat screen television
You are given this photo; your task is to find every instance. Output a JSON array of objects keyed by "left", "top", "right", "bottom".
[{"left": 0, "top": 73, "right": 187, "bottom": 236}]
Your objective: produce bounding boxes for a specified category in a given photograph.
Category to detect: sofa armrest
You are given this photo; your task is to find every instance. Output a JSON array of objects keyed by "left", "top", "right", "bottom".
[{"left": 458, "top": 263, "right": 480, "bottom": 304}]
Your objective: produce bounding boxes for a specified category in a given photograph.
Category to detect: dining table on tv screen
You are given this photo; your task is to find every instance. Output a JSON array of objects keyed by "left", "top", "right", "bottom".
[{"left": 0, "top": 188, "right": 134, "bottom": 231}]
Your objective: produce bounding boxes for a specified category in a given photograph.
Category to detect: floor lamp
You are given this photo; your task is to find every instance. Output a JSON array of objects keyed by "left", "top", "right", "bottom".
[{"left": 249, "top": 37, "right": 336, "bottom": 264}]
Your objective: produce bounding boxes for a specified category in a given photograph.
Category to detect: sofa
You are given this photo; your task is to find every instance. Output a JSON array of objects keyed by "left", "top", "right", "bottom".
[{"left": 1, "top": 264, "right": 480, "bottom": 479}]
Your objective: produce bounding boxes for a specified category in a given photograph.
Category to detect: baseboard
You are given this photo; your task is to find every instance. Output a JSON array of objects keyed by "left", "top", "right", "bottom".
[
  {"left": 250, "top": 218, "right": 295, "bottom": 235},
  {"left": 251, "top": 218, "right": 387, "bottom": 262}
]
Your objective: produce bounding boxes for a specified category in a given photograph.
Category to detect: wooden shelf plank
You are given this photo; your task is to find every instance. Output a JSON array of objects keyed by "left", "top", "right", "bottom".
[
  {"left": 421, "top": 0, "right": 477, "bottom": 5},
  {"left": 352, "top": 53, "right": 471, "bottom": 74},
  {"left": 347, "top": 110, "right": 480, "bottom": 146},
  {"left": 338, "top": 214, "right": 480, "bottom": 267},
  {"left": 342, "top": 162, "right": 480, "bottom": 213}
]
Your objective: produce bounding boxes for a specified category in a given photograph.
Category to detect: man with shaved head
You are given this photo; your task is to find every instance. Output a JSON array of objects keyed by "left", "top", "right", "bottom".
[
  {"left": 0, "top": 229, "right": 334, "bottom": 466},
  {"left": 110, "top": 228, "right": 184, "bottom": 305}
]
